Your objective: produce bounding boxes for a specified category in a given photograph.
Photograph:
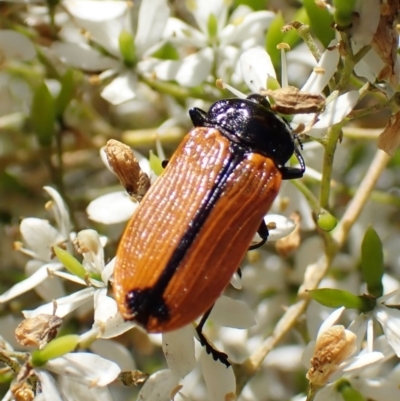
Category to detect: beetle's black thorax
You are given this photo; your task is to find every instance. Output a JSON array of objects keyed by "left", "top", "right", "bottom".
[{"left": 189, "top": 94, "right": 295, "bottom": 168}]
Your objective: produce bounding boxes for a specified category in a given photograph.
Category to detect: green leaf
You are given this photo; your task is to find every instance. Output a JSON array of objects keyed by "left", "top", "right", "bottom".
[
  {"left": 336, "top": 379, "right": 366, "bottom": 401},
  {"left": 151, "top": 42, "right": 179, "bottom": 60},
  {"left": 55, "top": 69, "right": 75, "bottom": 118},
  {"left": 332, "top": 0, "right": 357, "bottom": 27},
  {"left": 149, "top": 150, "right": 164, "bottom": 176},
  {"left": 207, "top": 13, "right": 218, "bottom": 40},
  {"left": 317, "top": 210, "right": 337, "bottom": 231},
  {"left": 265, "top": 12, "right": 285, "bottom": 68},
  {"left": 308, "top": 288, "right": 375, "bottom": 311},
  {"left": 303, "top": 0, "right": 335, "bottom": 48},
  {"left": 31, "top": 81, "right": 56, "bottom": 146},
  {"left": 234, "top": 0, "right": 267, "bottom": 11},
  {"left": 361, "top": 226, "right": 384, "bottom": 298},
  {"left": 31, "top": 334, "right": 80, "bottom": 366},
  {"left": 53, "top": 246, "right": 86, "bottom": 280},
  {"left": 119, "top": 30, "right": 136, "bottom": 67}
]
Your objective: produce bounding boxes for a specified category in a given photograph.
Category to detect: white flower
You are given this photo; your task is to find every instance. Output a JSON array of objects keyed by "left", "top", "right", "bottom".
[
  {"left": 303, "top": 307, "right": 384, "bottom": 400},
  {"left": 156, "top": 0, "right": 275, "bottom": 86},
  {"left": 52, "top": 0, "right": 170, "bottom": 105},
  {"left": 35, "top": 352, "right": 120, "bottom": 401},
  {"left": 0, "top": 187, "right": 71, "bottom": 304},
  {"left": 23, "top": 229, "right": 134, "bottom": 340}
]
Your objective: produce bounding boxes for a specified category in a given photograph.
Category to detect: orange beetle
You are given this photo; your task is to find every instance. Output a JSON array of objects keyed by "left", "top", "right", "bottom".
[{"left": 113, "top": 94, "right": 304, "bottom": 364}]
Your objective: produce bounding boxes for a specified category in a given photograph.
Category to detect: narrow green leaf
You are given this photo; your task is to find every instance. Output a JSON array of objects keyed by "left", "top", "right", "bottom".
[
  {"left": 308, "top": 288, "right": 375, "bottom": 311},
  {"left": 265, "top": 12, "right": 285, "bottom": 68},
  {"left": 119, "top": 30, "right": 136, "bottom": 67},
  {"left": 149, "top": 150, "right": 164, "bottom": 176},
  {"left": 361, "top": 226, "right": 384, "bottom": 298},
  {"left": 303, "top": 0, "right": 335, "bottom": 48},
  {"left": 31, "top": 334, "right": 80, "bottom": 366},
  {"left": 336, "top": 379, "right": 366, "bottom": 401},
  {"left": 31, "top": 81, "right": 56, "bottom": 146},
  {"left": 207, "top": 13, "right": 218, "bottom": 40},
  {"left": 234, "top": 0, "right": 266, "bottom": 11},
  {"left": 55, "top": 69, "right": 75, "bottom": 118},
  {"left": 151, "top": 42, "right": 179, "bottom": 60},
  {"left": 53, "top": 246, "right": 86, "bottom": 279},
  {"left": 332, "top": 0, "right": 357, "bottom": 27}
]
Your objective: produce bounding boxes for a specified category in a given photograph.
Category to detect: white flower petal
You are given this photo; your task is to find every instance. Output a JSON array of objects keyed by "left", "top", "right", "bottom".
[
  {"left": 0, "top": 262, "right": 62, "bottom": 303},
  {"left": 135, "top": 0, "right": 170, "bottom": 56},
  {"left": 91, "top": 339, "right": 136, "bottom": 371},
  {"left": 43, "top": 186, "right": 71, "bottom": 239},
  {"left": 311, "top": 91, "right": 359, "bottom": 130},
  {"left": 221, "top": 11, "right": 275, "bottom": 45},
  {"left": 23, "top": 287, "right": 94, "bottom": 318},
  {"left": 317, "top": 307, "right": 345, "bottom": 338},
  {"left": 52, "top": 270, "right": 86, "bottom": 285},
  {"left": 137, "top": 369, "right": 180, "bottom": 401},
  {"left": 210, "top": 295, "right": 256, "bottom": 329},
  {"left": 47, "top": 352, "right": 121, "bottom": 386},
  {"left": 263, "top": 214, "right": 295, "bottom": 241},
  {"left": 240, "top": 47, "right": 276, "bottom": 93},
  {"left": 101, "top": 71, "right": 138, "bottom": 105},
  {"left": 64, "top": 1, "right": 128, "bottom": 21},
  {"left": 0, "top": 30, "right": 36, "bottom": 61},
  {"left": 102, "top": 258, "right": 115, "bottom": 284},
  {"left": 94, "top": 289, "right": 117, "bottom": 323},
  {"left": 340, "top": 351, "right": 384, "bottom": 373},
  {"left": 200, "top": 352, "right": 236, "bottom": 401},
  {"left": 26, "top": 260, "right": 66, "bottom": 302},
  {"left": 162, "top": 326, "right": 196, "bottom": 378},
  {"left": 190, "top": 0, "right": 228, "bottom": 35},
  {"left": 301, "top": 43, "right": 340, "bottom": 94},
  {"left": 354, "top": 48, "right": 385, "bottom": 84},
  {"left": 163, "top": 17, "right": 206, "bottom": 47},
  {"left": 154, "top": 47, "right": 213, "bottom": 87},
  {"left": 58, "top": 376, "right": 114, "bottom": 401},
  {"left": 351, "top": 0, "right": 380, "bottom": 46},
  {"left": 35, "top": 370, "right": 63, "bottom": 401},
  {"left": 97, "top": 312, "right": 135, "bottom": 339},
  {"left": 86, "top": 191, "right": 137, "bottom": 224},
  {"left": 52, "top": 42, "right": 119, "bottom": 71},
  {"left": 20, "top": 218, "right": 64, "bottom": 261},
  {"left": 375, "top": 306, "right": 400, "bottom": 357}
]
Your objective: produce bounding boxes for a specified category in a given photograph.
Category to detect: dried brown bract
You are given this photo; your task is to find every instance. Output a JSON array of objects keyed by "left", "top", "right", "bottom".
[
  {"left": 105, "top": 139, "right": 151, "bottom": 201},
  {"left": 261, "top": 86, "right": 326, "bottom": 114}
]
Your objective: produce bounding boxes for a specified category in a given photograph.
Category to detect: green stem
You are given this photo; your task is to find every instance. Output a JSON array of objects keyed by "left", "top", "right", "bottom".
[{"left": 319, "top": 124, "right": 342, "bottom": 209}]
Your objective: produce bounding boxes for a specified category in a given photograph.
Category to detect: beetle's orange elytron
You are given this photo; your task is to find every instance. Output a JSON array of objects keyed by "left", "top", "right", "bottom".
[{"left": 113, "top": 94, "right": 304, "bottom": 340}]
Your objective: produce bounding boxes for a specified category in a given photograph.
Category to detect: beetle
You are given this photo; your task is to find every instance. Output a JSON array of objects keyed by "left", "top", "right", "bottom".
[{"left": 113, "top": 94, "right": 305, "bottom": 365}]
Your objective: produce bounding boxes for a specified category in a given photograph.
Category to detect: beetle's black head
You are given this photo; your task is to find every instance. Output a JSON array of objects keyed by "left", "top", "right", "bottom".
[{"left": 189, "top": 94, "right": 296, "bottom": 167}]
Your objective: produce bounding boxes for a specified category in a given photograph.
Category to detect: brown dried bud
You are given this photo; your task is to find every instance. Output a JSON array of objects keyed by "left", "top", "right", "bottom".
[
  {"left": 261, "top": 86, "right": 325, "bottom": 114},
  {"left": 15, "top": 314, "right": 62, "bottom": 349},
  {"left": 371, "top": 0, "right": 400, "bottom": 87},
  {"left": 11, "top": 381, "right": 34, "bottom": 401},
  {"left": 118, "top": 370, "right": 149, "bottom": 386},
  {"left": 307, "top": 325, "right": 356, "bottom": 387},
  {"left": 275, "top": 212, "right": 301, "bottom": 257},
  {"left": 378, "top": 111, "right": 400, "bottom": 156},
  {"left": 105, "top": 139, "right": 151, "bottom": 201}
]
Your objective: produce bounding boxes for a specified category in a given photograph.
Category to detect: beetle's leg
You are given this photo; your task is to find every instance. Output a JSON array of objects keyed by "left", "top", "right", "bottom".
[
  {"left": 280, "top": 147, "right": 305, "bottom": 180},
  {"left": 161, "top": 159, "right": 169, "bottom": 168},
  {"left": 248, "top": 220, "right": 269, "bottom": 250},
  {"left": 196, "top": 307, "right": 230, "bottom": 367},
  {"left": 236, "top": 267, "right": 242, "bottom": 278}
]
